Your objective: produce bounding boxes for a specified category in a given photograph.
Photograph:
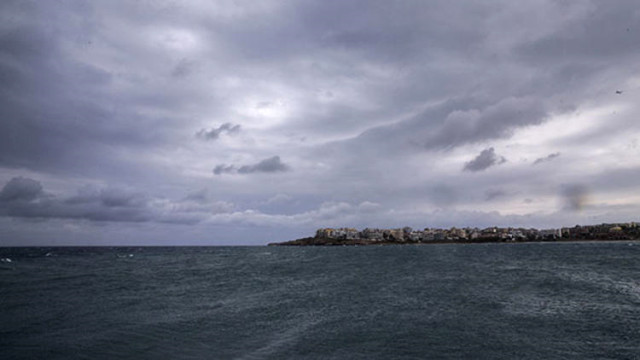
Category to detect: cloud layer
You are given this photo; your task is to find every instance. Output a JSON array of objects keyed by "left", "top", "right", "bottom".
[
  {"left": 1, "top": 1, "right": 640, "bottom": 245},
  {"left": 0, "top": 177, "right": 235, "bottom": 224}
]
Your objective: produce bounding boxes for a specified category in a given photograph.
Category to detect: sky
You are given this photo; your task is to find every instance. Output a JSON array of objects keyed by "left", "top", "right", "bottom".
[{"left": 1, "top": 0, "right": 640, "bottom": 246}]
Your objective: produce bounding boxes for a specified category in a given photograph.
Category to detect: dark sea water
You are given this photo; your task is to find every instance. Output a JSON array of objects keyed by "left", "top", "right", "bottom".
[{"left": 1, "top": 242, "right": 639, "bottom": 359}]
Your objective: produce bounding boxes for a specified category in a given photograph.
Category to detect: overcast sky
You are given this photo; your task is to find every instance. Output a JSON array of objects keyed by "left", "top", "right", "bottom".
[{"left": 1, "top": 0, "right": 639, "bottom": 245}]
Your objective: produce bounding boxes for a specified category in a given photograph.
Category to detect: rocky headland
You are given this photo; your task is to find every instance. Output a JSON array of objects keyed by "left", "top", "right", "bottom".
[{"left": 269, "top": 222, "right": 640, "bottom": 246}]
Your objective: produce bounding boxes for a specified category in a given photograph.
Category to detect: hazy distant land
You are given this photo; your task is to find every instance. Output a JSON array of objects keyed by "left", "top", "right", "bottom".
[{"left": 270, "top": 222, "right": 640, "bottom": 246}]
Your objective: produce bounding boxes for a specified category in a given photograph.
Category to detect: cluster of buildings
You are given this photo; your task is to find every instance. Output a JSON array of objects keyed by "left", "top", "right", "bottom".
[{"left": 312, "top": 222, "right": 639, "bottom": 244}]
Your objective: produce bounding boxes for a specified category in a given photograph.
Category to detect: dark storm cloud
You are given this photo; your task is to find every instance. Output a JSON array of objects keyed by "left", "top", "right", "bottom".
[
  {"left": 239, "top": 156, "right": 290, "bottom": 174},
  {"left": 533, "top": 152, "right": 561, "bottom": 165},
  {"left": 0, "top": 177, "right": 227, "bottom": 224},
  {"left": 463, "top": 148, "right": 506, "bottom": 172},
  {"left": 1, "top": 1, "right": 636, "bottom": 164},
  {"left": 196, "top": 123, "right": 241, "bottom": 141},
  {"left": 0, "top": 10, "right": 99, "bottom": 162},
  {"left": 341, "top": 96, "right": 548, "bottom": 162},
  {"left": 0, "top": 1, "right": 215, "bottom": 178},
  {"left": 0, "top": 177, "right": 44, "bottom": 202},
  {"left": 426, "top": 98, "right": 548, "bottom": 150},
  {"left": 301, "top": 0, "right": 487, "bottom": 61},
  {"left": 65, "top": 187, "right": 148, "bottom": 208},
  {"left": 193, "top": 0, "right": 499, "bottom": 141},
  {"left": 311, "top": 1, "right": 640, "bottom": 155},
  {"left": 214, "top": 156, "right": 290, "bottom": 175},
  {"left": 0, "top": 0, "right": 616, "bottom": 178},
  {"left": 0, "top": 178, "right": 151, "bottom": 222}
]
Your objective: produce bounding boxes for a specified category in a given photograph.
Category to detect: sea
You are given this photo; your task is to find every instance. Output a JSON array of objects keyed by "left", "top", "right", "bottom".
[{"left": 1, "top": 242, "right": 639, "bottom": 359}]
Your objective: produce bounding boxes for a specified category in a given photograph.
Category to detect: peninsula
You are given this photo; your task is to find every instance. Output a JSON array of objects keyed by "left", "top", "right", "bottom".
[{"left": 269, "top": 222, "right": 640, "bottom": 246}]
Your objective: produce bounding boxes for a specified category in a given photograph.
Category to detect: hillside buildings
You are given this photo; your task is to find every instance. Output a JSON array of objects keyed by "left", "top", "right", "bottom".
[{"left": 274, "top": 222, "right": 640, "bottom": 246}]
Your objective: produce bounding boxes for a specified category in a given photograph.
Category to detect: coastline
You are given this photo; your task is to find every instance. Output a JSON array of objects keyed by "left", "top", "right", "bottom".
[
  {"left": 268, "top": 238, "right": 640, "bottom": 246},
  {"left": 269, "top": 223, "right": 640, "bottom": 246}
]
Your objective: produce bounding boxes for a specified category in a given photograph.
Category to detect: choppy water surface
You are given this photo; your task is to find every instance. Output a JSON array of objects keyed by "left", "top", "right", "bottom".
[{"left": 1, "top": 242, "right": 639, "bottom": 359}]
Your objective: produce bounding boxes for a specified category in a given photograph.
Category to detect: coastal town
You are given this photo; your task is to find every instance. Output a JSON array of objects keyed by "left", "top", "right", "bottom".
[{"left": 270, "top": 222, "right": 640, "bottom": 246}]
